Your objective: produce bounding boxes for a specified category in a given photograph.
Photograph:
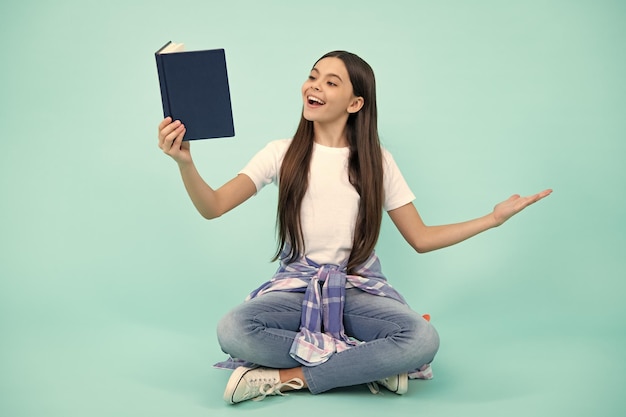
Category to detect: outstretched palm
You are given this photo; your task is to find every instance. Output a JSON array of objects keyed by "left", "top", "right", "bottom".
[{"left": 493, "top": 189, "right": 552, "bottom": 226}]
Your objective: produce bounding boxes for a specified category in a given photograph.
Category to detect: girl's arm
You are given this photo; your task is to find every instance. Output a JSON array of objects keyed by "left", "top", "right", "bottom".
[
  {"left": 388, "top": 190, "right": 552, "bottom": 253},
  {"left": 158, "top": 117, "right": 257, "bottom": 219}
]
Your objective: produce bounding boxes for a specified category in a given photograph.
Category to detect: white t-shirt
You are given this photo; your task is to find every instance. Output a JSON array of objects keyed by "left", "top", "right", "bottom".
[{"left": 240, "top": 139, "right": 415, "bottom": 265}]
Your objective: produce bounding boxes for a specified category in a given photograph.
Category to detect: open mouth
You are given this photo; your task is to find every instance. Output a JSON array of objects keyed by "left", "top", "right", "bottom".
[{"left": 307, "top": 95, "right": 325, "bottom": 106}]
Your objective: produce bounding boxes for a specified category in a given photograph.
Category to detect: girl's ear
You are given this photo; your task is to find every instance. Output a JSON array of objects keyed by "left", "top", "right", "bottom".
[{"left": 347, "top": 96, "right": 364, "bottom": 114}]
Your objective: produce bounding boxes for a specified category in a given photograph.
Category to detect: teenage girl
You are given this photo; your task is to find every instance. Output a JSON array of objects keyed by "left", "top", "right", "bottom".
[{"left": 157, "top": 50, "right": 552, "bottom": 404}]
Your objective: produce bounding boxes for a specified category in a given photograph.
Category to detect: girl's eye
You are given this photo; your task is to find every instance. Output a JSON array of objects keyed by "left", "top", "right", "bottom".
[
  {"left": 327, "top": 81, "right": 337, "bottom": 87},
  {"left": 308, "top": 75, "right": 316, "bottom": 81}
]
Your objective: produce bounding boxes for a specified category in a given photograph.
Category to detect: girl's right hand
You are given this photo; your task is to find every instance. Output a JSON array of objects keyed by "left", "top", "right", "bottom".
[{"left": 158, "top": 117, "right": 192, "bottom": 165}]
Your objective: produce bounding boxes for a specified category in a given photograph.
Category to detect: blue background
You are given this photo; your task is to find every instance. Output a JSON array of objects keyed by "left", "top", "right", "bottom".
[{"left": 1, "top": 1, "right": 624, "bottom": 416}]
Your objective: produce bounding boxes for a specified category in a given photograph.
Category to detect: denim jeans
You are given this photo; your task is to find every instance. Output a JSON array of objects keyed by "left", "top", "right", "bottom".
[{"left": 217, "top": 288, "right": 440, "bottom": 394}]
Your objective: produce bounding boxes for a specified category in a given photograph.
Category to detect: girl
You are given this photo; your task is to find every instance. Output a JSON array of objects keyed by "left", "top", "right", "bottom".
[{"left": 157, "top": 50, "right": 551, "bottom": 404}]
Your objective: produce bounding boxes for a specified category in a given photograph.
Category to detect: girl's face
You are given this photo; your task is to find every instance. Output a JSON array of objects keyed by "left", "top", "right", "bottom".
[{"left": 301, "top": 57, "right": 364, "bottom": 125}]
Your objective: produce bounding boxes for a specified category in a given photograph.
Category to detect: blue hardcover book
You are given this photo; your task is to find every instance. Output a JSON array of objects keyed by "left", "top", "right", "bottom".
[{"left": 155, "top": 42, "right": 235, "bottom": 140}]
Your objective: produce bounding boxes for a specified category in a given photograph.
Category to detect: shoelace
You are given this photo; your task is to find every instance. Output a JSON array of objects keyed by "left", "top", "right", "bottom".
[
  {"left": 253, "top": 378, "right": 305, "bottom": 401},
  {"left": 366, "top": 375, "right": 398, "bottom": 395},
  {"left": 367, "top": 381, "right": 382, "bottom": 394}
]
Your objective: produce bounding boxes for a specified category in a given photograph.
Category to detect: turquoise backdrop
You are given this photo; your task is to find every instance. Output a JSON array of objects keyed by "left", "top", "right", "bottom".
[{"left": 1, "top": 1, "right": 624, "bottom": 416}]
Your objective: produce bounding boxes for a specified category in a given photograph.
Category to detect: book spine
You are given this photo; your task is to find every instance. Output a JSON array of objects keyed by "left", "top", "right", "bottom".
[{"left": 155, "top": 53, "right": 172, "bottom": 118}]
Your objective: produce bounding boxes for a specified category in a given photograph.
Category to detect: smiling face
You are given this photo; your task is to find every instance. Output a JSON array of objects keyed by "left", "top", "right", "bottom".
[{"left": 301, "top": 57, "right": 364, "bottom": 125}]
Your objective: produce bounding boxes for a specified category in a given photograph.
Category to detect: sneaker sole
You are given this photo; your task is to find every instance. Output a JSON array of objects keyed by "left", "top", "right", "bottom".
[
  {"left": 396, "top": 372, "right": 408, "bottom": 395},
  {"left": 223, "top": 366, "right": 253, "bottom": 404}
]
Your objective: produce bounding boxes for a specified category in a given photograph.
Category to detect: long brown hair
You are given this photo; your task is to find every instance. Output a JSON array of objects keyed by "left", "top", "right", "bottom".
[{"left": 275, "top": 51, "right": 383, "bottom": 273}]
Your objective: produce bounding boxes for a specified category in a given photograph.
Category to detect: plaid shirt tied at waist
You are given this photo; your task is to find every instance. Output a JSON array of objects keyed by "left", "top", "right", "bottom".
[{"left": 246, "top": 251, "right": 407, "bottom": 367}]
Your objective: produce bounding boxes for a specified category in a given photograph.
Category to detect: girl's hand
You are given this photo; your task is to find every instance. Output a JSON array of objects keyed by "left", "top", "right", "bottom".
[
  {"left": 158, "top": 117, "right": 192, "bottom": 165},
  {"left": 492, "top": 189, "right": 553, "bottom": 226}
]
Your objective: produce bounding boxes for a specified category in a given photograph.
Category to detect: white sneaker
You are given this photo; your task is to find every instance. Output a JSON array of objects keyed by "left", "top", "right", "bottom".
[
  {"left": 223, "top": 366, "right": 304, "bottom": 404},
  {"left": 368, "top": 372, "right": 408, "bottom": 395}
]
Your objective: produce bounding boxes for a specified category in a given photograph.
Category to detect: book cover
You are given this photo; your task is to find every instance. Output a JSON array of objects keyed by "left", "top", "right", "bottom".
[{"left": 155, "top": 42, "right": 235, "bottom": 140}]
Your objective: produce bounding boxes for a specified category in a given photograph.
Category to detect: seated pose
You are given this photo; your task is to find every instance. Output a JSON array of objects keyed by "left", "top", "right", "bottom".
[{"left": 157, "top": 50, "right": 552, "bottom": 404}]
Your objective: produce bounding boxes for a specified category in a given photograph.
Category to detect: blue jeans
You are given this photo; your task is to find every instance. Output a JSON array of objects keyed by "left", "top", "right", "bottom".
[{"left": 216, "top": 288, "right": 440, "bottom": 394}]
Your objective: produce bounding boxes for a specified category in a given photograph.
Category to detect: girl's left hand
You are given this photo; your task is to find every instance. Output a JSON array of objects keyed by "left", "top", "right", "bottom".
[{"left": 492, "top": 189, "right": 553, "bottom": 226}]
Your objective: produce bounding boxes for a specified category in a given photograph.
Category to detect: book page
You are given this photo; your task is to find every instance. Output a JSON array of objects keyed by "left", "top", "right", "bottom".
[{"left": 159, "top": 42, "right": 185, "bottom": 54}]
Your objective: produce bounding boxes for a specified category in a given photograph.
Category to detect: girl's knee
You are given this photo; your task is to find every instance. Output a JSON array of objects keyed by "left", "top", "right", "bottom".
[
  {"left": 404, "top": 315, "right": 440, "bottom": 365},
  {"left": 418, "top": 319, "right": 440, "bottom": 362},
  {"left": 216, "top": 310, "right": 242, "bottom": 353}
]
